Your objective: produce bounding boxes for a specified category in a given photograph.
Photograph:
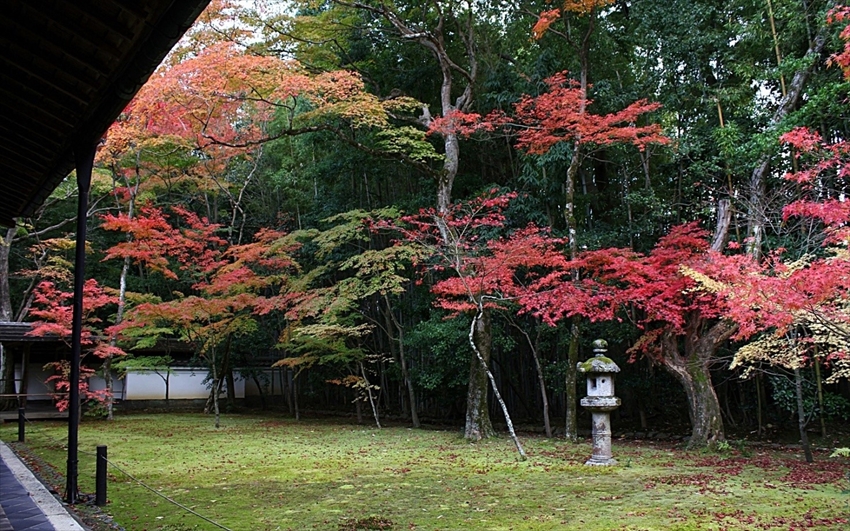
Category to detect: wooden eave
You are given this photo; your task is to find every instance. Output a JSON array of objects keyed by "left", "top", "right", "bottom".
[{"left": 0, "top": 0, "right": 211, "bottom": 227}]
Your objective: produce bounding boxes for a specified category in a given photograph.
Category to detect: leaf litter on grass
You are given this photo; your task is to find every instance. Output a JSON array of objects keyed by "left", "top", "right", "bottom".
[{"left": 1, "top": 414, "right": 848, "bottom": 530}]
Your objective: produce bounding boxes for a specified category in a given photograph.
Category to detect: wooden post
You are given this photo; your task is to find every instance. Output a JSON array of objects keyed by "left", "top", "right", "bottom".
[
  {"left": 66, "top": 140, "right": 95, "bottom": 505},
  {"left": 96, "top": 445, "right": 107, "bottom": 506}
]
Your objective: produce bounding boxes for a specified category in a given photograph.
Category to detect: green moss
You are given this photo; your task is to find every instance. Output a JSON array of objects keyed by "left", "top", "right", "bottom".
[
  {"left": 577, "top": 356, "right": 620, "bottom": 373},
  {"left": 1, "top": 414, "right": 847, "bottom": 531}
]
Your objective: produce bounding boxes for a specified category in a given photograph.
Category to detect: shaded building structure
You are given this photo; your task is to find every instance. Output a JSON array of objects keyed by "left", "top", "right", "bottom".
[
  {"left": 0, "top": 0, "right": 212, "bottom": 503},
  {"left": 0, "top": 322, "right": 67, "bottom": 412}
]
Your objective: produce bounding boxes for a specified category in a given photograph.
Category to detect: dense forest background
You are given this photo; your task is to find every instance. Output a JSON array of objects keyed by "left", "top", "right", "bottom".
[{"left": 3, "top": 0, "right": 850, "bottom": 450}]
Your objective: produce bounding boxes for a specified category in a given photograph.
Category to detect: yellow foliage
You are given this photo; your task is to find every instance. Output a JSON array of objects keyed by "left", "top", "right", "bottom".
[
  {"left": 680, "top": 265, "right": 726, "bottom": 293},
  {"left": 732, "top": 335, "right": 804, "bottom": 378}
]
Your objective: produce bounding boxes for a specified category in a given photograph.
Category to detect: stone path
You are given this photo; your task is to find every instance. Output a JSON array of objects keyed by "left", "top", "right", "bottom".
[{"left": 0, "top": 441, "right": 85, "bottom": 531}]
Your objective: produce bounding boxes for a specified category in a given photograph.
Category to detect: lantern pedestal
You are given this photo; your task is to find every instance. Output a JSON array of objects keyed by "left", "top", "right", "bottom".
[{"left": 577, "top": 339, "right": 621, "bottom": 467}]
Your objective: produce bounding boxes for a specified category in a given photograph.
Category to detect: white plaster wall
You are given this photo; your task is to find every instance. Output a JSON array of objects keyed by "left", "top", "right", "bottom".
[
  {"left": 88, "top": 373, "right": 125, "bottom": 396},
  {"left": 15, "top": 364, "right": 246, "bottom": 401},
  {"left": 14, "top": 364, "right": 55, "bottom": 399},
  {"left": 123, "top": 368, "right": 245, "bottom": 400}
]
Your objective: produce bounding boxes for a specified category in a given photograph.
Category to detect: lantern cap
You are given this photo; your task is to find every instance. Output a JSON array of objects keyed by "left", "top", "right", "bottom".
[{"left": 577, "top": 339, "right": 620, "bottom": 373}]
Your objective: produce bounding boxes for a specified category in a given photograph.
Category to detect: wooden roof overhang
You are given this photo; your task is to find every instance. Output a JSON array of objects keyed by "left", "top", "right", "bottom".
[
  {"left": 0, "top": 322, "right": 57, "bottom": 343},
  {"left": 0, "top": 0, "right": 211, "bottom": 227}
]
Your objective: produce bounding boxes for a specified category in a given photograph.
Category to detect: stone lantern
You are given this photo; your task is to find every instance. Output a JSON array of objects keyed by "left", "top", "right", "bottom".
[{"left": 577, "top": 339, "right": 621, "bottom": 466}]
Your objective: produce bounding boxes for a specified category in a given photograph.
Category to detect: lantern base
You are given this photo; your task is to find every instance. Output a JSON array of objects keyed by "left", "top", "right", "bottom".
[{"left": 585, "top": 457, "right": 618, "bottom": 466}]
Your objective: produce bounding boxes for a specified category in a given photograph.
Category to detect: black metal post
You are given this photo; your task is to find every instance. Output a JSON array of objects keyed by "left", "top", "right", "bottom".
[
  {"left": 18, "top": 407, "right": 24, "bottom": 442},
  {"left": 96, "top": 445, "right": 107, "bottom": 506},
  {"left": 66, "top": 142, "right": 95, "bottom": 505}
]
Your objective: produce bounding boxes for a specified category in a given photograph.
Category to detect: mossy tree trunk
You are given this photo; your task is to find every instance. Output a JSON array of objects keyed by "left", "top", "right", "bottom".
[
  {"left": 467, "top": 304, "right": 526, "bottom": 459},
  {"left": 465, "top": 307, "right": 495, "bottom": 441},
  {"left": 659, "top": 318, "right": 736, "bottom": 448},
  {"left": 565, "top": 318, "right": 580, "bottom": 441}
]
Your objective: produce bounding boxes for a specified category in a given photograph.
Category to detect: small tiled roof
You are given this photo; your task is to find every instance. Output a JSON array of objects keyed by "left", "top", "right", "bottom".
[{"left": 0, "top": 322, "right": 58, "bottom": 343}]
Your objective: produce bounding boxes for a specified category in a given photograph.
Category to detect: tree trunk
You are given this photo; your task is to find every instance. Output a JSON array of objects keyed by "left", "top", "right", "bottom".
[
  {"left": 252, "top": 374, "right": 266, "bottom": 410},
  {"left": 664, "top": 352, "right": 725, "bottom": 447},
  {"left": 347, "top": 0, "right": 482, "bottom": 436},
  {"left": 562, "top": 12, "right": 590, "bottom": 437},
  {"left": 660, "top": 322, "right": 734, "bottom": 448},
  {"left": 509, "top": 318, "right": 552, "bottom": 438},
  {"left": 225, "top": 367, "right": 236, "bottom": 410},
  {"left": 710, "top": 199, "right": 732, "bottom": 252},
  {"left": 756, "top": 372, "right": 765, "bottom": 436},
  {"left": 105, "top": 253, "right": 130, "bottom": 421},
  {"left": 565, "top": 319, "right": 580, "bottom": 441},
  {"left": 655, "top": 204, "right": 737, "bottom": 447},
  {"left": 384, "top": 294, "right": 419, "bottom": 427},
  {"left": 813, "top": 349, "right": 827, "bottom": 438},
  {"left": 464, "top": 308, "right": 495, "bottom": 441},
  {"left": 205, "top": 349, "right": 222, "bottom": 428},
  {"left": 293, "top": 373, "right": 300, "bottom": 421},
  {"left": 563, "top": 143, "right": 582, "bottom": 442},
  {"left": 106, "top": 167, "right": 139, "bottom": 420},
  {"left": 746, "top": 30, "right": 826, "bottom": 258},
  {"left": 360, "top": 362, "right": 381, "bottom": 429},
  {"left": 285, "top": 368, "right": 293, "bottom": 414},
  {"left": 468, "top": 306, "right": 526, "bottom": 459},
  {"left": 212, "top": 378, "right": 222, "bottom": 428},
  {"left": 794, "top": 368, "right": 814, "bottom": 463}
]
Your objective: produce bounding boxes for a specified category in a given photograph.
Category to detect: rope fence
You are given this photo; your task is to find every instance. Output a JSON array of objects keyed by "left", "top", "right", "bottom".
[{"left": 9, "top": 411, "right": 234, "bottom": 531}]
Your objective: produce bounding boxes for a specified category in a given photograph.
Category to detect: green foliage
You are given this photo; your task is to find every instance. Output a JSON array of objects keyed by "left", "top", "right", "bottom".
[
  {"left": 113, "top": 355, "right": 174, "bottom": 377},
  {"left": 770, "top": 373, "right": 850, "bottom": 421},
  {"left": 405, "top": 312, "right": 470, "bottom": 392},
  {"left": 374, "top": 126, "right": 443, "bottom": 165},
  {"left": 830, "top": 447, "right": 850, "bottom": 458}
]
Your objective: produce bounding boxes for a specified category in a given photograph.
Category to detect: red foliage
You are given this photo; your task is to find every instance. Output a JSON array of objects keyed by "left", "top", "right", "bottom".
[
  {"left": 520, "top": 223, "right": 723, "bottom": 333},
  {"left": 43, "top": 361, "right": 109, "bottom": 412},
  {"left": 513, "top": 72, "right": 668, "bottom": 155},
  {"left": 27, "top": 279, "right": 121, "bottom": 410},
  {"left": 426, "top": 110, "right": 500, "bottom": 137},
  {"left": 426, "top": 72, "right": 667, "bottom": 160},
  {"left": 102, "top": 205, "right": 227, "bottom": 283},
  {"left": 382, "top": 191, "right": 570, "bottom": 326},
  {"left": 695, "top": 124, "right": 850, "bottom": 341},
  {"left": 29, "top": 279, "right": 118, "bottom": 347},
  {"left": 827, "top": 6, "right": 850, "bottom": 77},
  {"left": 106, "top": 207, "right": 306, "bottom": 358}
]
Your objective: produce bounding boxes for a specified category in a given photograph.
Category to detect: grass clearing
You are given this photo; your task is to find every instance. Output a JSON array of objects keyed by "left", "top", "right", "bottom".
[{"left": 1, "top": 413, "right": 848, "bottom": 530}]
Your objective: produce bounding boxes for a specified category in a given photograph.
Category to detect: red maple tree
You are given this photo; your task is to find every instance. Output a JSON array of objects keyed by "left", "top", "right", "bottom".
[
  {"left": 512, "top": 223, "right": 738, "bottom": 447},
  {"left": 387, "top": 191, "right": 570, "bottom": 456},
  {"left": 28, "top": 279, "right": 122, "bottom": 411},
  {"left": 511, "top": 72, "right": 668, "bottom": 155}
]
